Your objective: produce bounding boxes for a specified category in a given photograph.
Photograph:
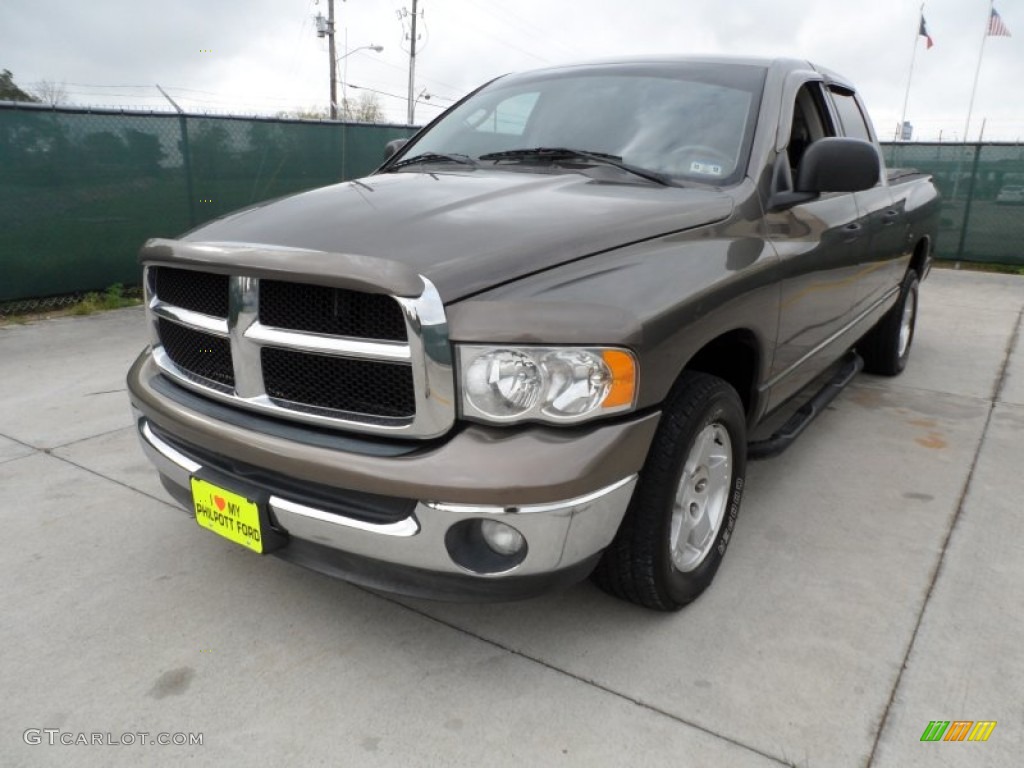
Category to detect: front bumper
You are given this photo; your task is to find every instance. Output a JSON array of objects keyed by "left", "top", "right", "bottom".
[{"left": 129, "top": 353, "right": 659, "bottom": 600}]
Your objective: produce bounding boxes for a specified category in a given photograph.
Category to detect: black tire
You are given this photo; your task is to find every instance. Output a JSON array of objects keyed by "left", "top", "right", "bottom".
[
  {"left": 592, "top": 371, "right": 747, "bottom": 611},
  {"left": 859, "top": 270, "right": 919, "bottom": 376}
]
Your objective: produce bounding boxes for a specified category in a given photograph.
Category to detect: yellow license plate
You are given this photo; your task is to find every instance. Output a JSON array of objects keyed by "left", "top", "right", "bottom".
[{"left": 190, "top": 477, "right": 264, "bottom": 553}]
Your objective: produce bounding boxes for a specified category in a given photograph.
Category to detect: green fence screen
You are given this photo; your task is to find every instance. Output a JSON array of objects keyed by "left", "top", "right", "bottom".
[
  {"left": 882, "top": 143, "right": 1024, "bottom": 266},
  {"left": 0, "top": 104, "right": 415, "bottom": 303},
  {"left": 2, "top": 102, "right": 1022, "bottom": 304}
]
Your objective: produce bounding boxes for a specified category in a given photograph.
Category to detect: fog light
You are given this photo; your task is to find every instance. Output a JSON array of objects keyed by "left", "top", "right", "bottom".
[{"left": 479, "top": 519, "right": 525, "bottom": 556}]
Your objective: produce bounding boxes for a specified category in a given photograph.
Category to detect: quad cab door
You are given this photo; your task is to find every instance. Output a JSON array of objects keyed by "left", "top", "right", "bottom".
[
  {"left": 826, "top": 85, "right": 907, "bottom": 317},
  {"left": 762, "top": 79, "right": 869, "bottom": 410}
]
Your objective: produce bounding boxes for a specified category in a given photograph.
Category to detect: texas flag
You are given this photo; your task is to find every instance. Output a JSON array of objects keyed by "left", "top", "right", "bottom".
[{"left": 919, "top": 16, "right": 934, "bottom": 48}]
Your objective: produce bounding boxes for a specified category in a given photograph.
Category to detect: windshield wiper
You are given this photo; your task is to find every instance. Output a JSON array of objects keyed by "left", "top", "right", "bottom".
[
  {"left": 477, "top": 147, "right": 675, "bottom": 186},
  {"left": 385, "top": 152, "right": 479, "bottom": 171}
]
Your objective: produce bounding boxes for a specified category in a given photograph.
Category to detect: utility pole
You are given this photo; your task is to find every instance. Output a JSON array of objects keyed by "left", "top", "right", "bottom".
[
  {"left": 315, "top": 3, "right": 339, "bottom": 118},
  {"left": 406, "top": 0, "right": 419, "bottom": 125},
  {"left": 328, "top": 0, "right": 338, "bottom": 119}
]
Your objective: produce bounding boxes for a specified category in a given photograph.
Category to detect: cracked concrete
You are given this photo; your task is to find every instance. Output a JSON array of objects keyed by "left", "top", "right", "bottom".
[{"left": 1, "top": 269, "right": 1021, "bottom": 767}]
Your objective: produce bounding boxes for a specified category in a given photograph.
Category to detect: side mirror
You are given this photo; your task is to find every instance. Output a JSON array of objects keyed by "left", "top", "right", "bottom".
[
  {"left": 796, "top": 137, "right": 880, "bottom": 193},
  {"left": 384, "top": 139, "right": 409, "bottom": 161}
]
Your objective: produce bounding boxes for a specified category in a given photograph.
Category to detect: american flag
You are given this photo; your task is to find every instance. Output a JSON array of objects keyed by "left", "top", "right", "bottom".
[{"left": 988, "top": 8, "right": 1011, "bottom": 37}]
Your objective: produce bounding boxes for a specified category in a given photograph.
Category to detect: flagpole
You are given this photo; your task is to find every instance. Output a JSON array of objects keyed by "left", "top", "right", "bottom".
[
  {"left": 897, "top": 3, "right": 925, "bottom": 140},
  {"left": 963, "top": 0, "right": 994, "bottom": 143}
]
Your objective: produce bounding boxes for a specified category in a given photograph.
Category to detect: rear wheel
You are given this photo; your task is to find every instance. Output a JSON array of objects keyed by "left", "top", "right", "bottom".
[
  {"left": 859, "top": 269, "right": 919, "bottom": 375},
  {"left": 592, "top": 371, "right": 747, "bottom": 611}
]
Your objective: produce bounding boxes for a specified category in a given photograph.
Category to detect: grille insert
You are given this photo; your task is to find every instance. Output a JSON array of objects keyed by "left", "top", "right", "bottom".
[
  {"left": 158, "top": 319, "right": 234, "bottom": 391},
  {"left": 153, "top": 267, "right": 229, "bottom": 318},
  {"left": 259, "top": 281, "right": 407, "bottom": 341},
  {"left": 262, "top": 347, "right": 415, "bottom": 419}
]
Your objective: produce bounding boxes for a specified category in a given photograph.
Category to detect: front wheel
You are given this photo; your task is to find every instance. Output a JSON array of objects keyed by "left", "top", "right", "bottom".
[{"left": 592, "top": 371, "right": 747, "bottom": 611}]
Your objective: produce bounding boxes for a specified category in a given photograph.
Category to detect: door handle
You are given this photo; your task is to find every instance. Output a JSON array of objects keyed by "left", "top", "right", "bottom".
[{"left": 882, "top": 209, "right": 899, "bottom": 226}]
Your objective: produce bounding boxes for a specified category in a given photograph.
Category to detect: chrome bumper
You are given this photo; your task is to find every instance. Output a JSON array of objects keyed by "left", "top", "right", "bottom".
[{"left": 135, "top": 413, "right": 637, "bottom": 581}]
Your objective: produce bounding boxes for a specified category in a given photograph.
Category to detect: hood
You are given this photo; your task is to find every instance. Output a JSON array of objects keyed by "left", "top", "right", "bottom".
[{"left": 184, "top": 170, "right": 733, "bottom": 301}]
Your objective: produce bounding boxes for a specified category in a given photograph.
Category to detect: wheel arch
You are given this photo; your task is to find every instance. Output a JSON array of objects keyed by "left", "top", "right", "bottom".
[
  {"left": 908, "top": 236, "right": 931, "bottom": 279},
  {"left": 677, "top": 329, "right": 762, "bottom": 424}
]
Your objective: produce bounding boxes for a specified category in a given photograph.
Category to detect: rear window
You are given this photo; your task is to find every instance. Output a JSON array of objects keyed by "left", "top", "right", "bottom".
[{"left": 829, "top": 88, "right": 873, "bottom": 142}]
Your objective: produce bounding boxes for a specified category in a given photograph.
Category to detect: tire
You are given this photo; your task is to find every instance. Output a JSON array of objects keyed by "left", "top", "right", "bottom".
[
  {"left": 592, "top": 371, "right": 747, "bottom": 611},
  {"left": 859, "top": 270, "right": 919, "bottom": 376}
]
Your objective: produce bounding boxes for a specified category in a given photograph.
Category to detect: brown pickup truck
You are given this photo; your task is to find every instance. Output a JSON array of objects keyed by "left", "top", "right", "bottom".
[{"left": 128, "top": 56, "right": 939, "bottom": 610}]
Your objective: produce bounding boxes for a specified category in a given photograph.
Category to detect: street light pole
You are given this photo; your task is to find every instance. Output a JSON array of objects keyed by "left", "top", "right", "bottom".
[
  {"left": 411, "top": 87, "right": 430, "bottom": 124},
  {"left": 336, "top": 45, "right": 384, "bottom": 119}
]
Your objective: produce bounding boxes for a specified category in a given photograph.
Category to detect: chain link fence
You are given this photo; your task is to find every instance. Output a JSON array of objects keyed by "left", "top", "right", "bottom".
[
  {"left": 2, "top": 103, "right": 1022, "bottom": 310},
  {"left": 0, "top": 294, "right": 86, "bottom": 316},
  {"left": 883, "top": 142, "right": 1024, "bottom": 265},
  {"left": 0, "top": 103, "right": 415, "bottom": 308}
]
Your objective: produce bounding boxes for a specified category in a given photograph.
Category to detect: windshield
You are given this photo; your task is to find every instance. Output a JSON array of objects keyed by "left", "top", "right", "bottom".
[{"left": 393, "top": 62, "right": 766, "bottom": 185}]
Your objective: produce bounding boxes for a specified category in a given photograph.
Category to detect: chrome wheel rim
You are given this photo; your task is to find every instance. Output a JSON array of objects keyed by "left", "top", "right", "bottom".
[
  {"left": 670, "top": 423, "right": 733, "bottom": 573},
  {"left": 898, "top": 286, "right": 917, "bottom": 358}
]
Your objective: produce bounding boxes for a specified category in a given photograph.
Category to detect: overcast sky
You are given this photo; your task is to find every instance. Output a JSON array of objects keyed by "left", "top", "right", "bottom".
[{"left": 2, "top": 0, "right": 1021, "bottom": 140}]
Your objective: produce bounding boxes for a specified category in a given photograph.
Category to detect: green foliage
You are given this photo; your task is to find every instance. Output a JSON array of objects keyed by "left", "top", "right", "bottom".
[
  {"left": 0, "top": 70, "right": 39, "bottom": 102},
  {"left": 69, "top": 284, "right": 142, "bottom": 316}
]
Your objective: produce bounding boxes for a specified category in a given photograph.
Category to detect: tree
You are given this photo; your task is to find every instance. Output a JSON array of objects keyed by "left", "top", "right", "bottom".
[
  {"left": 343, "top": 92, "right": 384, "bottom": 123},
  {"left": 32, "top": 79, "right": 70, "bottom": 106},
  {"left": 0, "top": 69, "right": 40, "bottom": 102},
  {"left": 280, "top": 105, "right": 329, "bottom": 120},
  {"left": 276, "top": 96, "right": 383, "bottom": 123}
]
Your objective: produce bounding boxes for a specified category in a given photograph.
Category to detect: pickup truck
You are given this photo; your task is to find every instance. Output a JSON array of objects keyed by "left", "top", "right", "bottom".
[{"left": 128, "top": 56, "right": 939, "bottom": 611}]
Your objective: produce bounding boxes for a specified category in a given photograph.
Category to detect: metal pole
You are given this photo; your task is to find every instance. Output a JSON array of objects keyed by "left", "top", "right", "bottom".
[
  {"left": 328, "top": 0, "right": 338, "bottom": 119},
  {"left": 952, "top": 0, "right": 992, "bottom": 201},
  {"left": 342, "top": 28, "right": 349, "bottom": 120},
  {"left": 406, "top": 0, "right": 419, "bottom": 125},
  {"left": 897, "top": 3, "right": 924, "bottom": 140},
  {"left": 963, "top": 0, "right": 992, "bottom": 143},
  {"left": 341, "top": 28, "right": 348, "bottom": 179},
  {"left": 157, "top": 84, "right": 197, "bottom": 228},
  {"left": 955, "top": 143, "right": 983, "bottom": 261}
]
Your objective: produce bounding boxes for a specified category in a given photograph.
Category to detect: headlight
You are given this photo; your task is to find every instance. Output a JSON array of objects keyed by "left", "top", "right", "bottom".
[{"left": 459, "top": 345, "right": 637, "bottom": 424}]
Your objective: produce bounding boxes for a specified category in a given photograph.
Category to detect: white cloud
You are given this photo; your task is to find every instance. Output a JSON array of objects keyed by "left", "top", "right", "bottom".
[{"left": 2, "top": 0, "right": 1021, "bottom": 139}]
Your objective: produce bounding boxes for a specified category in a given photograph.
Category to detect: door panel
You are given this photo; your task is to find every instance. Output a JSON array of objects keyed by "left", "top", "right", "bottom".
[
  {"left": 761, "top": 81, "right": 866, "bottom": 409},
  {"left": 764, "top": 191, "right": 866, "bottom": 408},
  {"left": 852, "top": 186, "right": 905, "bottom": 315}
]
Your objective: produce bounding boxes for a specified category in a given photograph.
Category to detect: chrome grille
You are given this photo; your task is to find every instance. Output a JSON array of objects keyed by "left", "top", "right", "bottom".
[
  {"left": 145, "top": 264, "right": 454, "bottom": 438},
  {"left": 157, "top": 318, "right": 234, "bottom": 392},
  {"left": 259, "top": 281, "right": 407, "bottom": 341},
  {"left": 152, "top": 267, "right": 229, "bottom": 318},
  {"left": 262, "top": 348, "right": 415, "bottom": 418}
]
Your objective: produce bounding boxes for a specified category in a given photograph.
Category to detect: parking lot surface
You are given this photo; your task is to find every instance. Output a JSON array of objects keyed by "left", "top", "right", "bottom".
[{"left": 1, "top": 268, "right": 1021, "bottom": 767}]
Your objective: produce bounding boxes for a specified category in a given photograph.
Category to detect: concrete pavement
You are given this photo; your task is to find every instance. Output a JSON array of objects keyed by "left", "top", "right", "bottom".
[{"left": 0, "top": 268, "right": 1021, "bottom": 767}]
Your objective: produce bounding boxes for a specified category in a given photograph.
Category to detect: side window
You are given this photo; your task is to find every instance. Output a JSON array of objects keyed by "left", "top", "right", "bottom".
[
  {"left": 829, "top": 88, "right": 872, "bottom": 142},
  {"left": 787, "top": 83, "right": 836, "bottom": 173},
  {"left": 465, "top": 91, "right": 539, "bottom": 136}
]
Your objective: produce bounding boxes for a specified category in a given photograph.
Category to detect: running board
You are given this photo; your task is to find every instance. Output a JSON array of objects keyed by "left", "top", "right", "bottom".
[{"left": 748, "top": 352, "right": 863, "bottom": 461}]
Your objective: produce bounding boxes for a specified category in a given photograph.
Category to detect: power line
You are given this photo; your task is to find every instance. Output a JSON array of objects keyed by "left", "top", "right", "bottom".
[
  {"left": 464, "top": 0, "right": 588, "bottom": 60},
  {"left": 341, "top": 52, "right": 463, "bottom": 101}
]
